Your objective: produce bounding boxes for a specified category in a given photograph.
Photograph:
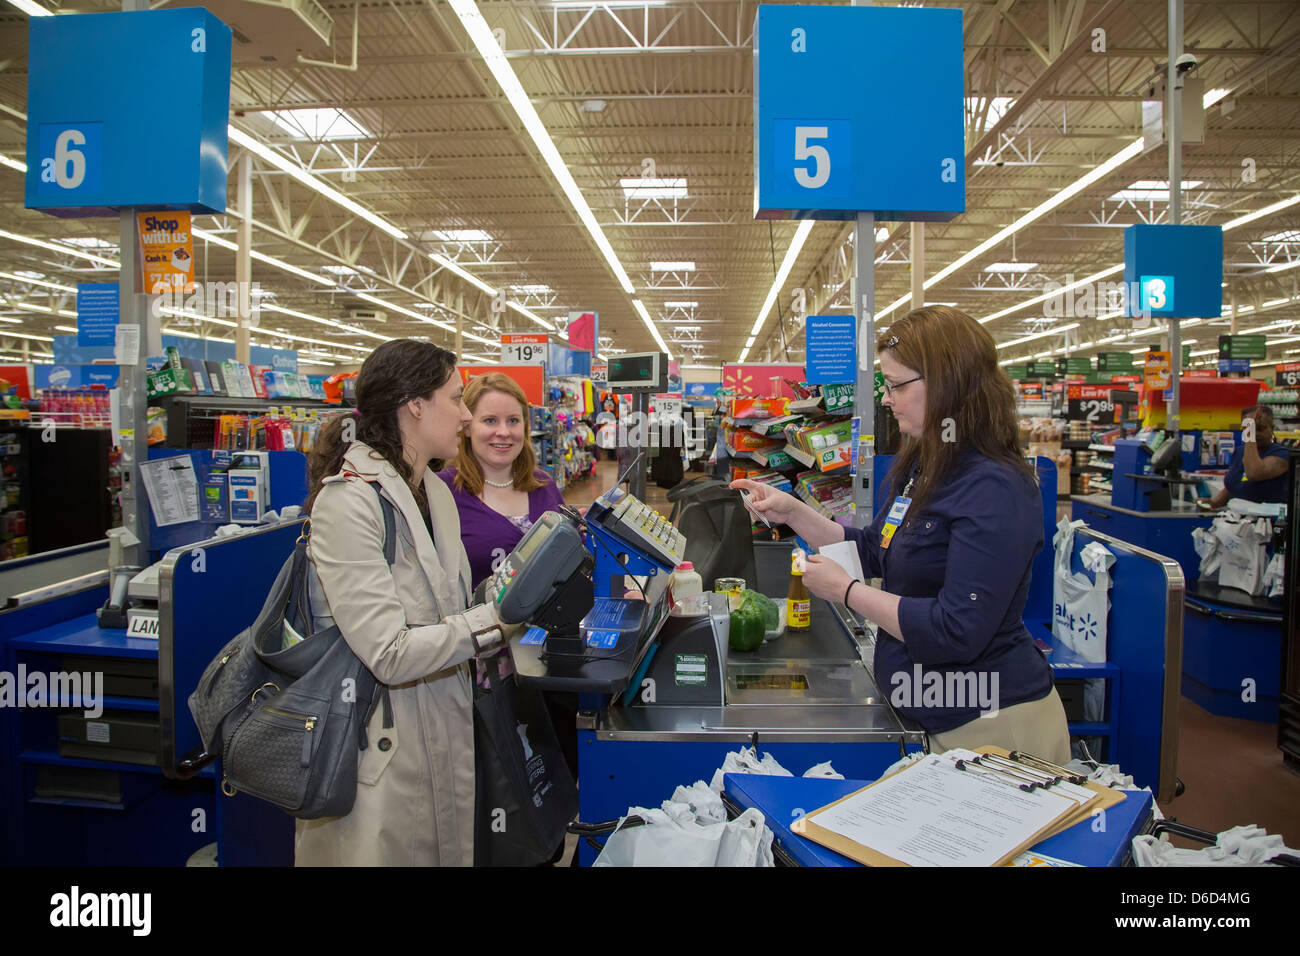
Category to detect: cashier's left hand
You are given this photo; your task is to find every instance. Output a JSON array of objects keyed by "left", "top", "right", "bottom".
[{"left": 800, "top": 554, "right": 853, "bottom": 603}]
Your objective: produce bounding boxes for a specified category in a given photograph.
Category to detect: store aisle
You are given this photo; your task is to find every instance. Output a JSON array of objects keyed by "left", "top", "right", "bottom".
[
  {"left": 1167, "top": 699, "right": 1300, "bottom": 848},
  {"left": 560, "top": 456, "right": 675, "bottom": 512}
]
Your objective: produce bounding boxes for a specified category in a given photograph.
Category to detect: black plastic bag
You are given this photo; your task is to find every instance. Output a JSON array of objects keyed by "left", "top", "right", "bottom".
[{"left": 473, "top": 657, "right": 579, "bottom": 866}]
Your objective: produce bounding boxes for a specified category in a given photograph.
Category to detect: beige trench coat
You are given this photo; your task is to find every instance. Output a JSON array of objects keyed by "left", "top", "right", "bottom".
[{"left": 295, "top": 442, "right": 505, "bottom": 866}]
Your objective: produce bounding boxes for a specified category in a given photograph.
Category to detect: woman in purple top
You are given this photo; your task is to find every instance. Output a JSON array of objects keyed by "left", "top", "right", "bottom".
[
  {"left": 438, "top": 372, "right": 565, "bottom": 589},
  {"left": 438, "top": 372, "right": 576, "bottom": 865}
]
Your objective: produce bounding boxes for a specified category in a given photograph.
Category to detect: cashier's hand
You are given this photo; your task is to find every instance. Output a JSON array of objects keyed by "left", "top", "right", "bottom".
[
  {"left": 801, "top": 554, "right": 853, "bottom": 603},
  {"left": 729, "top": 479, "right": 799, "bottom": 525}
]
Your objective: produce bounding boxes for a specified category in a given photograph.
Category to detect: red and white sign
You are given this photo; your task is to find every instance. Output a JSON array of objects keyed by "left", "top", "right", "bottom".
[
  {"left": 1067, "top": 384, "right": 1123, "bottom": 400},
  {"left": 500, "top": 333, "right": 547, "bottom": 365},
  {"left": 459, "top": 364, "right": 546, "bottom": 405}
]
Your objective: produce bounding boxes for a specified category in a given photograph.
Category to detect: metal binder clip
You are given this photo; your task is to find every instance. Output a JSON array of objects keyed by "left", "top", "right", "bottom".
[
  {"left": 1008, "top": 751, "right": 1088, "bottom": 786},
  {"left": 953, "top": 758, "right": 1035, "bottom": 792},
  {"left": 980, "top": 753, "right": 1062, "bottom": 787}
]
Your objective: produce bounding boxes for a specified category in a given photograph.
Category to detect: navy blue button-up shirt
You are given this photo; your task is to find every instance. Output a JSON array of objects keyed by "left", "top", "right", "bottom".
[{"left": 845, "top": 449, "right": 1053, "bottom": 733}]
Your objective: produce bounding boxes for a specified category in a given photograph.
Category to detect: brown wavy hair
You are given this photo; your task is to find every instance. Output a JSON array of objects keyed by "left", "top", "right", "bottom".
[
  {"left": 305, "top": 339, "right": 457, "bottom": 511},
  {"left": 451, "top": 372, "right": 547, "bottom": 497},
  {"left": 878, "top": 305, "right": 1035, "bottom": 515}
]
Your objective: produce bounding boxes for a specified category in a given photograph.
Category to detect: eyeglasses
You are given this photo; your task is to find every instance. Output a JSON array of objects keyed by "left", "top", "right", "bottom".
[{"left": 882, "top": 375, "right": 923, "bottom": 396}]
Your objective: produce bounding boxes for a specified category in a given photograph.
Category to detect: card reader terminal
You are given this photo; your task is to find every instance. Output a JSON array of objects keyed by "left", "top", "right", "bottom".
[
  {"left": 585, "top": 486, "right": 686, "bottom": 570},
  {"left": 486, "top": 511, "right": 594, "bottom": 626}
]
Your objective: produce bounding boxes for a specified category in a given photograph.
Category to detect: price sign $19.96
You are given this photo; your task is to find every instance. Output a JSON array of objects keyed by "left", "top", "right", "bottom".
[{"left": 501, "top": 338, "right": 547, "bottom": 365}]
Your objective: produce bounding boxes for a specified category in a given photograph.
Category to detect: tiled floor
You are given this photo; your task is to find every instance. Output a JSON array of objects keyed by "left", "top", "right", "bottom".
[{"left": 562, "top": 459, "right": 1300, "bottom": 855}]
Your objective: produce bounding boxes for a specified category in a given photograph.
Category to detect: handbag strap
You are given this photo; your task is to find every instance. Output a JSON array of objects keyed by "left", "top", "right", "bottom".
[{"left": 358, "top": 481, "right": 398, "bottom": 746}]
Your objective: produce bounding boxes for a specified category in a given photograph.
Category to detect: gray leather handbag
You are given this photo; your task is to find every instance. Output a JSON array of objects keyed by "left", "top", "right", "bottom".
[{"left": 188, "top": 482, "right": 395, "bottom": 820}]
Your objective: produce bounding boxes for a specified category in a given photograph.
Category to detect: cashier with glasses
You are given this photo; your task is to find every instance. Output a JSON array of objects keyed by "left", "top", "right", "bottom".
[{"left": 733, "top": 306, "right": 1071, "bottom": 762}]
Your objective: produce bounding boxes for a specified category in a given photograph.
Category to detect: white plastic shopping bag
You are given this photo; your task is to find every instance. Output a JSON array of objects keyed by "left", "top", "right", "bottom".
[
  {"left": 1191, "top": 526, "right": 1222, "bottom": 579},
  {"left": 1213, "top": 512, "right": 1271, "bottom": 596},
  {"left": 1263, "top": 552, "right": 1286, "bottom": 599},
  {"left": 1052, "top": 518, "right": 1114, "bottom": 662}
]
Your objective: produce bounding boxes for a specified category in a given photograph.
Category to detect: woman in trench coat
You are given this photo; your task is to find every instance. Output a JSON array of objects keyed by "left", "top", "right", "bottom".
[{"left": 296, "top": 339, "right": 509, "bottom": 866}]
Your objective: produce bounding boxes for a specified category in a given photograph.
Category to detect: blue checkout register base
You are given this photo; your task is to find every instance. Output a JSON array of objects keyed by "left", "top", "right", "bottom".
[{"left": 722, "top": 773, "right": 1154, "bottom": 867}]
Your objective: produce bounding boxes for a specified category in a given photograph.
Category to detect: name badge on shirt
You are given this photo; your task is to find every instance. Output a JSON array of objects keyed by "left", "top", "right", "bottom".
[{"left": 880, "top": 495, "right": 912, "bottom": 551}]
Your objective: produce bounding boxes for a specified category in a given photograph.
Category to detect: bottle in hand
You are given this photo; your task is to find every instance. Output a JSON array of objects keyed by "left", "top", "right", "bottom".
[{"left": 786, "top": 550, "right": 811, "bottom": 631}]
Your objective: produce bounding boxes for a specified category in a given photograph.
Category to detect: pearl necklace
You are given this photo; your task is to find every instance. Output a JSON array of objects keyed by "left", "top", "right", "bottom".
[{"left": 484, "top": 476, "right": 514, "bottom": 488}]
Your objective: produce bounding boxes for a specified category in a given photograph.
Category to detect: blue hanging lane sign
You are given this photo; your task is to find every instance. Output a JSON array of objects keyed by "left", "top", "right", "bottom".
[
  {"left": 26, "top": 9, "right": 232, "bottom": 216},
  {"left": 753, "top": 5, "right": 965, "bottom": 221}
]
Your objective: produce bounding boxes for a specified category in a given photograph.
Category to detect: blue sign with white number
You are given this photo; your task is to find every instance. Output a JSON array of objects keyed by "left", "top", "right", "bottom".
[
  {"left": 77, "top": 282, "right": 119, "bottom": 347},
  {"left": 1138, "top": 275, "right": 1176, "bottom": 314},
  {"left": 805, "top": 314, "right": 857, "bottom": 384},
  {"left": 1218, "top": 358, "right": 1251, "bottom": 375},
  {"left": 754, "top": 5, "right": 965, "bottom": 221},
  {"left": 26, "top": 9, "right": 231, "bottom": 216},
  {"left": 1124, "top": 225, "right": 1223, "bottom": 318}
]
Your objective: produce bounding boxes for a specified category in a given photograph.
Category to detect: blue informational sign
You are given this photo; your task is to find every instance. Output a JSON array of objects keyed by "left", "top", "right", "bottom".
[
  {"left": 76, "top": 282, "right": 119, "bottom": 347},
  {"left": 684, "top": 382, "right": 722, "bottom": 397},
  {"left": 1124, "top": 225, "right": 1223, "bottom": 318},
  {"left": 585, "top": 630, "right": 620, "bottom": 650},
  {"left": 25, "top": 9, "right": 232, "bottom": 216},
  {"left": 805, "top": 314, "right": 857, "bottom": 384},
  {"left": 753, "top": 4, "right": 964, "bottom": 221},
  {"left": 1218, "top": 358, "right": 1251, "bottom": 375},
  {"left": 33, "top": 365, "right": 120, "bottom": 389},
  {"left": 251, "top": 346, "right": 299, "bottom": 374},
  {"left": 53, "top": 335, "right": 115, "bottom": 365},
  {"left": 548, "top": 342, "right": 576, "bottom": 376}
]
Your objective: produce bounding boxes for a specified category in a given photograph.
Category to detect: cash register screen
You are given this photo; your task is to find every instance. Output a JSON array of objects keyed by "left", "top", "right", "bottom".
[{"left": 514, "top": 513, "right": 558, "bottom": 563}]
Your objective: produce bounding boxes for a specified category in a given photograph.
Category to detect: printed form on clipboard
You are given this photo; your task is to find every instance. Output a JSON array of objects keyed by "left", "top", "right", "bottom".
[{"left": 791, "top": 747, "right": 1122, "bottom": 867}]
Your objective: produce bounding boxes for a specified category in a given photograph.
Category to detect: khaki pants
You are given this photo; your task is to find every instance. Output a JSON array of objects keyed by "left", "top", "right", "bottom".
[{"left": 927, "top": 686, "right": 1071, "bottom": 765}]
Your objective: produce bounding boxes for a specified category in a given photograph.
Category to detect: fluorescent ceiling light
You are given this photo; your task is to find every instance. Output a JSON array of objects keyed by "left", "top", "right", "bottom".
[
  {"left": 1223, "top": 194, "right": 1300, "bottom": 232},
  {"left": 321, "top": 264, "right": 361, "bottom": 276},
  {"left": 748, "top": 220, "right": 815, "bottom": 346},
  {"left": 664, "top": 301, "right": 699, "bottom": 309},
  {"left": 429, "top": 253, "right": 496, "bottom": 296},
  {"left": 5, "top": 0, "right": 52, "bottom": 15},
  {"left": 157, "top": 308, "right": 238, "bottom": 329},
  {"left": 0, "top": 272, "right": 75, "bottom": 293},
  {"left": 3, "top": 330, "right": 55, "bottom": 342},
  {"left": 267, "top": 108, "right": 370, "bottom": 141},
  {"left": 631, "top": 299, "right": 671, "bottom": 356},
  {"left": 681, "top": 365, "right": 722, "bottom": 370},
  {"left": 192, "top": 226, "right": 335, "bottom": 287},
  {"left": 260, "top": 303, "right": 388, "bottom": 343},
  {"left": 447, "top": 1, "right": 636, "bottom": 296},
  {"left": 509, "top": 284, "right": 553, "bottom": 296},
  {"left": 874, "top": 227, "right": 889, "bottom": 243},
  {"left": 426, "top": 229, "right": 494, "bottom": 243},
  {"left": 61, "top": 237, "right": 117, "bottom": 250},
  {"left": 1108, "top": 179, "right": 1204, "bottom": 203},
  {"left": 997, "top": 323, "right": 1079, "bottom": 350},
  {"left": 12, "top": 301, "right": 76, "bottom": 318},
  {"left": 0, "top": 154, "right": 26, "bottom": 172},
  {"left": 877, "top": 137, "right": 1146, "bottom": 323},
  {"left": 1265, "top": 259, "right": 1300, "bottom": 275},
  {"left": 507, "top": 301, "right": 555, "bottom": 331},
  {"left": 1203, "top": 88, "right": 1230, "bottom": 109},
  {"left": 620, "top": 178, "right": 688, "bottom": 200},
  {"left": 651, "top": 261, "right": 695, "bottom": 272},
  {"left": 228, "top": 126, "right": 406, "bottom": 240},
  {"left": 984, "top": 262, "right": 1038, "bottom": 273},
  {"left": 1262, "top": 230, "right": 1300, "bottom": 244},
  {"left": 966, "top": 95, "right": 1015, "bottom": 133},
  {"left": 552, "top": 1, "right": 669, "bottom": 7}
]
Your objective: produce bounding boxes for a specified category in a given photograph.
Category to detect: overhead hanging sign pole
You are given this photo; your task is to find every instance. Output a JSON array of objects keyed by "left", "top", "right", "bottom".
[
  {"left": 753, "top": 2, "right": 964, "bottom": 526},
  {"left": 26, "top": 4, "right": 232, "bottom": 563}
]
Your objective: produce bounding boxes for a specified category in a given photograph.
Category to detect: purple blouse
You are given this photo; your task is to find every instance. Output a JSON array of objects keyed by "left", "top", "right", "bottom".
[{"left": 437, "top": 467, "right": 566, "bottom": 588}]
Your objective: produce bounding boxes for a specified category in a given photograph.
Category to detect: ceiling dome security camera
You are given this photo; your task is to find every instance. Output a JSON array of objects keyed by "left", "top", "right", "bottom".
[{"left": 1175, "top": 52, "right": 1199, "bottom": 73}]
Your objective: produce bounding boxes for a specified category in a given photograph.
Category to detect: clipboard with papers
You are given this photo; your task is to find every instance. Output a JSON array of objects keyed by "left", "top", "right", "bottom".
[{"left": 790, "top": 746, "right": 1127, "bottom": 867}]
